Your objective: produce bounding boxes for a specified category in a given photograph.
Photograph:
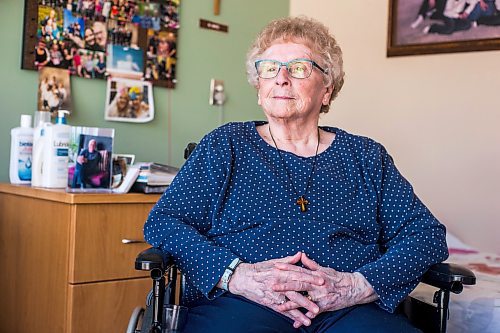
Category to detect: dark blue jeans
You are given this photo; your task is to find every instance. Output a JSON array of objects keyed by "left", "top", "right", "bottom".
[
  {"left": 429, "top": 17, "right": 471, "bottom": 34},
  {"left": 183, "top": 294, "right": 421, "bottom": 333},
  {"left": 467, "top": 0, "right": 496, "bottom": 21}
]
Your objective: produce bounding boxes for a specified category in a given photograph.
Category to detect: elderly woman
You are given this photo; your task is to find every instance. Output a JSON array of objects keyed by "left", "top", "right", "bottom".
[{"left": 144, "top": 16, "right": 448, "bottom": 332}]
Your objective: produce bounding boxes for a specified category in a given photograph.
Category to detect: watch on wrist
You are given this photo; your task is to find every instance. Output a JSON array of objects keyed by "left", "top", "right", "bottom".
[{"left": 220, "top": 258, "right": 242, "bottom": 291}]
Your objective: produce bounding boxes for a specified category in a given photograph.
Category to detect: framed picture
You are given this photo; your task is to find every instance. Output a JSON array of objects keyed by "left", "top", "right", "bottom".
[
  {"left": 67, "top": 126, "right": 115, "bottom": 192},
  {"left": 387, "top": 0, "right": 500, "bottom": 57},
  {"left": 112, "top": 153, "right": 136, "bottom": 166}
]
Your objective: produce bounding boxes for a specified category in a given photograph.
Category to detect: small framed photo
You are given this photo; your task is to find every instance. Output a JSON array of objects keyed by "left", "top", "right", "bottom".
[
  {"left": 105, "top": 77, "right": 154, "bottom": 123},
  {"left": 388, "top": 0, "right": 500, "bottom": 57},
  {"left": 67, "top": 126, "right": 115, "bottom": 192},
  {"left": 111, "top": 153, "right": 135, "bottom": 190},
  {"left": 112, "top": 153, "right": 136, "bottom": 166}
]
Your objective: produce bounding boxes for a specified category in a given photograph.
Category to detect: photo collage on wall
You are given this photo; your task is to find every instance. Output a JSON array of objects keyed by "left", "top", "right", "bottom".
[{"left": 35, "top": 0, "right": 180, "bottom": 87}]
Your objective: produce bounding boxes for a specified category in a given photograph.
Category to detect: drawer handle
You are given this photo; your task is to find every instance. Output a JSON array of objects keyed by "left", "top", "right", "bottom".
[{"left": 122, "top": 238, "right": 147, "bottom": 244}]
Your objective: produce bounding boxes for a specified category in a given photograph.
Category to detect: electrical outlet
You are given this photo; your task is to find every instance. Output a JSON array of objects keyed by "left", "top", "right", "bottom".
[{"left": 209, "top": 79, "right": 225, "bottom": 105}]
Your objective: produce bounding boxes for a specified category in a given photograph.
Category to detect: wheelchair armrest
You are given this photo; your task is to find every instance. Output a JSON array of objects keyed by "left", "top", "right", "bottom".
[
  {"left": 135, "top": 247, "right": 174, "bottom": 271},
  {"left": 421, "top": 263, "right": 476, "bottom": 294}
]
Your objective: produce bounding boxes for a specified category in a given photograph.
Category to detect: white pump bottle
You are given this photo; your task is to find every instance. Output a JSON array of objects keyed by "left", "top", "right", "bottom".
[
  {"left": 9, "top": 114, "right": 34, "bottom": 184},
  {"left": 31, "top": 111, "right": 51, "bottom": 187},
  {"left": 39, "top": 110, "right": 71, "bottom": 188}
]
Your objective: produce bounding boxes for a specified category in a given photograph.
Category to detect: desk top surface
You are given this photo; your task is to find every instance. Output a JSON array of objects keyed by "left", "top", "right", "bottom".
[{"left": 0, "top": 183, "right": 161, "bottom": 204}]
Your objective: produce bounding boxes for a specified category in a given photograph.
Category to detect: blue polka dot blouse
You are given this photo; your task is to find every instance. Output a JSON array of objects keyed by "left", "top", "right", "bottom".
[{"left": 144, "top": 121, "right": 448, "bottom": 312}]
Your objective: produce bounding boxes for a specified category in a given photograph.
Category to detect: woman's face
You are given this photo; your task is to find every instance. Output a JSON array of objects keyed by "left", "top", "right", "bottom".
[
  {"left": 117, "top": 92, "right": 129, "bottom": 110},
  {"left": 158, "top": 38, "right": 169, "bottom": 53},
  {"left": 85, "top": 28, "right": 95, "bottom": 45},
  {"left": 256, "top": 42, "right": 332, "bottom": 121}
]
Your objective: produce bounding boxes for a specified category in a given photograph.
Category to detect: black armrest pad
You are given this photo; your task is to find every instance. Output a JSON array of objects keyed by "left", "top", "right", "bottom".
[
  {"left": 421, "top": 263, "right": 476, "bottom": 293},
  {"left": 135, "top": 247, "right": 174, "bottom": 271}
]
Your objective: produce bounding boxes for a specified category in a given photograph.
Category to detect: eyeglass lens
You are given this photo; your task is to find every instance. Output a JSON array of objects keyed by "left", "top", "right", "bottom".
[{"left": 257, "top": 60, "right": 313, "bottom": 79}]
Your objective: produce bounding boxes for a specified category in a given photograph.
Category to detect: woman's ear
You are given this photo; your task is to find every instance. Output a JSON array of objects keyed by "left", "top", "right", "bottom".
[{"left": 322, "top": 85, "right": 334, "bottom": 105}]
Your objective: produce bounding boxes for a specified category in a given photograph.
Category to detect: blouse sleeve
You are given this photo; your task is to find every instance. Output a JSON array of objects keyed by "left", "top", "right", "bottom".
[
  {"left": 355, "top": 143, "right": 449, "bottom": 312},
  {"left": 143, "top": 131, "right": 239, "bottom": 299}
]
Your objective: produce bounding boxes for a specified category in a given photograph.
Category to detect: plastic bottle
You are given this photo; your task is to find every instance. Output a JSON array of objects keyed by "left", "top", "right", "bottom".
[
  {"left": 9, "top": 115, "right": 34, "bottom": 184},
  {"left": 41, "top": 110, "right": 71, "bottom": 188},
  {"left": 31, "top": 111, "right": 51, "bottom": 187}
]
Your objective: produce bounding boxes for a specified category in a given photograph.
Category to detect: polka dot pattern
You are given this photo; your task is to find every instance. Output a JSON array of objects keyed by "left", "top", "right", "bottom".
[{"left": 144, "top": 121, "right": 448, "bottom": 312}]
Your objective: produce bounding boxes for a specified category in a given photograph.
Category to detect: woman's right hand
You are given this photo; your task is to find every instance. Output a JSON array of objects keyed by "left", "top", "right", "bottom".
[{"left": 227, "top": 251, "right": 324, "bottom": 328}]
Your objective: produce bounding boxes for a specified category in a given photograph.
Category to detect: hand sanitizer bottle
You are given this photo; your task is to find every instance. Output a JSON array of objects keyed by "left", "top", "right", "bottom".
[{"left": 9, "top": 114, "right": 34, "bottom": 184}]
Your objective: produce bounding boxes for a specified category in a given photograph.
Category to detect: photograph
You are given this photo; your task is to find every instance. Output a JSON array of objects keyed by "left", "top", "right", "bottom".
[
  {"left": 145, "top": 30, "right": 177, "bottom": 81},
  {"left": 388, "top": 0, "right": 500, "bottom": 56},
  {"left": 62, "top": 8, "right": 85, "bottom": 45},
  {"left": 37, "top": 66, "right": 72, "bottom": 117},
  {"left": 137, "top": 1, "right": 161, "bottom": 30},
  {"left": 105, "top": 77, "right": 154, "bottom": 123},
  {"left": 83, "top": 20, "right": 107, "bottom": 52},
  {"left": 37, "top": 5, "right": 63, "bottom": 43},
  {"left": 110, "top": 153, "right": 137, "bottom": 190},
  {"left": 107, "top": 18, "right": 139, "bottom": 47},
  {"left": 73, "top": 49, "right": 106, "bottom": 78},
  {"left": 109, "top": 0, "right": 138, "bottom": 21},
  {"left": 67, "top": 127, "right": 114, "bottom": 191},
  {"left": 112, "top": 153, "right": 136, "bottom": 166},
  {"left": 78, "top": 0, "right": 98, "bottom": 20},
  {"left": 106, "top": 44, "right": 144, "bottom": 75},
  {"left": 160, "top": 0, "right": 180, "bottom": 30}
]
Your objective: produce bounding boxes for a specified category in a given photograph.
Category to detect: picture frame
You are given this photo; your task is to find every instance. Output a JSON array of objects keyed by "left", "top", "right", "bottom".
[
  {"left": 387, "top": 0, "right": 500, "bottom": 57},
  {"left": 67, "top": 126, "right": 115, "bottom": 193},
  {"left": 112, "top": 153, "right": 136, "bottom": 166}
]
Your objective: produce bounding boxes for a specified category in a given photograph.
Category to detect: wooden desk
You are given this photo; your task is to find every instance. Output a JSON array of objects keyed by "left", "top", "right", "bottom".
[{"left": 0, "top": 184, "right": 161, "bottom": 333}]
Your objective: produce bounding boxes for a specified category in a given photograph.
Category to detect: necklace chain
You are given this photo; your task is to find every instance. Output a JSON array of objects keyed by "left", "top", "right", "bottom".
[{"left": 268, "top": 126, "right": 320, "bottom": 213}]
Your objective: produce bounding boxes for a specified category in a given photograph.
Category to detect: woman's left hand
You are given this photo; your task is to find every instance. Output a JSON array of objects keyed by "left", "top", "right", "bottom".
[{"left": 274, "top": 253, "right": 378, "bottom": 320}]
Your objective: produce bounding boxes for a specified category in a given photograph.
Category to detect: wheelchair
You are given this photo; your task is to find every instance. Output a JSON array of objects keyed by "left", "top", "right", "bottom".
[
  {"left": 127, "top": 247, "right": 475, "bottom": 333},
  {"left": 127, "top": 143, "right": 476, "bottom": 332}
]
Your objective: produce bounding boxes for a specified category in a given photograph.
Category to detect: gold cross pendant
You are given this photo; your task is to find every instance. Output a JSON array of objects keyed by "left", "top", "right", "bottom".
[{"left": 296, "top": 196, "right": 309, "bottom": 213}]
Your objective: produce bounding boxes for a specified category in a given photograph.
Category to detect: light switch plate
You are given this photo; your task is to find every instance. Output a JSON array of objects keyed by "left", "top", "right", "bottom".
[{"left": 209, "top": 79, "right": 225, "bottom": 105}]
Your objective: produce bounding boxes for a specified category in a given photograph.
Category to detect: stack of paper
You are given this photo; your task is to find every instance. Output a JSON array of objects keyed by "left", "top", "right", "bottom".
[{"left": 131, "top": 162, "right": 179, "bottom": 193}]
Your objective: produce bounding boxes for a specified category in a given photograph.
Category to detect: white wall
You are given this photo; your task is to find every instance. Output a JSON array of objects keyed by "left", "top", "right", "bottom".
[{"left": 291, "top": 0, "right": 500, "bottom": 253}]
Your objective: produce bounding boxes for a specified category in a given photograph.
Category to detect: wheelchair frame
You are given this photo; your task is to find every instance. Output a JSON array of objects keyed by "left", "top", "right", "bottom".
[
  {"left": 128, "top": 247, "right": 475, "bottom": 333},
  {"left": 128, "top": 142, "right": 476, "bottom": 332}
]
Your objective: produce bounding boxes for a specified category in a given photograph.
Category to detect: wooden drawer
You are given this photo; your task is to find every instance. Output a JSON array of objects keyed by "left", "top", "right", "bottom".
[
  {"left": 0, "top": 193, "right": 70, "bottom": 333},
  {"left": 67, "top": 278, "right": 151, "bottom": 333},
  {"left": 69, "top": 202, "right": 153, "bottom": 283}
]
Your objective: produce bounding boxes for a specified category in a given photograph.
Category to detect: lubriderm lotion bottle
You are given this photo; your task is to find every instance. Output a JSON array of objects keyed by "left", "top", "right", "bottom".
[
  {"left": 9, "top": 114, "right": 34, "bottom": 184},
  {"left": 42, "top": 110, "right": 70, "bottom": 188}
]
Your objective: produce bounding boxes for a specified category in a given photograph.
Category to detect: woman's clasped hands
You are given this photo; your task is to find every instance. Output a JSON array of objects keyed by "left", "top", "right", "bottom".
[{"left": 228, "top": 251, "right": 377, "bottom": 329}]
